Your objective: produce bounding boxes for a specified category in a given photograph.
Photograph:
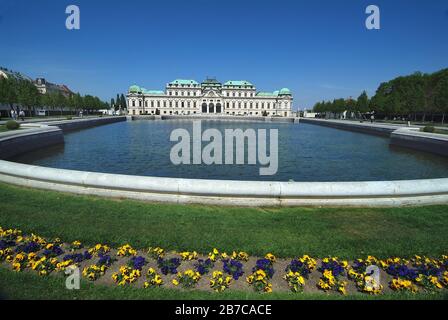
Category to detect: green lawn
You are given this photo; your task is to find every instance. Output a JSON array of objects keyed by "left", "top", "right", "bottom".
[
  {"left": 0, "top": 182, "right": 447, "bottom": 259},
  {"left": 1, "top": 266, "right": 446, "bottom": 300}
]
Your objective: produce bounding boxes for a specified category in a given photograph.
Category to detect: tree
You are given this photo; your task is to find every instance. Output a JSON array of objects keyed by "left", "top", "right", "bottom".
[
  {"left": 432, "top": 69, "right": 448, "bottom": 123},
  {"left": 120, "top": 94, "right": 127, "bottom": 109},
  {"left": 73, "top": 93, "right": 83, "bottom": 113},
  {"left": 17, "top": 80, "right": 40, "bottom": 117},
  {"left": 54, "top": 92, "right": 67, "bottom": 116},
  {"left": 345, "top": 98, "right": 356, "bottom": 118},
  {"left": 116, "top": 94, "right": 121, "bottom": 111},
  {"left": 356, "top": 91, "right": 370, "bottom": 114},
  {"left": 0, "top": 77, "right": 18, "bottom": 113}
]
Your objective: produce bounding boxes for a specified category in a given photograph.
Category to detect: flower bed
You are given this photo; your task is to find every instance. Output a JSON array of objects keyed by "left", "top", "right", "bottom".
[
  {"left": 1, "top": 225, "right": 448, "bottom": 295},
  {"left": 222, "top": 259, "right": 244, "bottom": 280},
  {"left": 157, "top": 257, "right": 181, "bottom": 275},
  {"left": 210, "top": 271, "right": 232, "bottom": 292},
  {"left": 317, "top": 257, "right": 349, "bottom": 294},
  {"left": 172, "top": 270, "right": 201, "bottom": 289},
  {"left": 283, "top": 255, "right": 317, "bottom": 292},
  {"left": 144, "top": 268, "right": 163, "bottom": 288}
]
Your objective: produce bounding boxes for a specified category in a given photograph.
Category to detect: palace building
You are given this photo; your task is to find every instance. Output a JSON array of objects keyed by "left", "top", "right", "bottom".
[{"left": 127, "top": 78, "right": 293, "bottom": 117}]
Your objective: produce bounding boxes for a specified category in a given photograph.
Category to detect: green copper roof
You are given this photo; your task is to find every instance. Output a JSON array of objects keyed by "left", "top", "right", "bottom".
[
  {"left": 129, "top": 85, "right": 141, "bottom": 93},
  {"left": 256, "top": 92, "right": 276, "bottom": 97},
  {"left": 169, "top": 79, "right": 199, "bottom": 85},
  {"left": 279, "top": 88, "right": 292, "bottom": 95},
  {"left": 224, "top": 80, "right": 253, "bottom": 87},
  {"left": 144, "top": 89, "right": 165, "bottom": 95}
]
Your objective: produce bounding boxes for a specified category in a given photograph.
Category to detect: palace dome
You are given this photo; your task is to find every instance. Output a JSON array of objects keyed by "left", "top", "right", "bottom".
[
  {"left": 129, "top": 85, "right": 141, "bottom": 93},
  {"left": 279, "top": 88, "right": 291, "bottom": 95}
]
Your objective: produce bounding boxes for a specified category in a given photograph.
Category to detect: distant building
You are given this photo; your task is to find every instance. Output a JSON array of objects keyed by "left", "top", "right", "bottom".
[
  {"left": 34, "top": 78, "right": 74, "bottom": 97},
  {"left": 0, "top": 67, "right": 33, "bottom": 82},
  {"left": 0, "top": 67, "right": 74, "bottom": 97},
  {"left": 0, "top": 67, "right": 74, "bottom": 117},
  {"left": 303, "top": 110, "right": 317, "bottom": 118},
  {"left": 127, "top": 78, "right": 293, "bottom": 117}
]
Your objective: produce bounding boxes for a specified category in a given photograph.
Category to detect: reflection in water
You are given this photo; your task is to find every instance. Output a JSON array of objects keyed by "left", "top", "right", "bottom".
[
  {"left": 10, "top": 120, "right": 448, "bottom": 182},
  {"left": 10, "top": 144, "right": 66, "bottom": 163}
]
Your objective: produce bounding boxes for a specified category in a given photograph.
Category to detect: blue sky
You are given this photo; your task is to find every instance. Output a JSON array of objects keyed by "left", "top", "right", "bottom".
[{"left": 0, "top": 0, "right": 447, "bottom": 109}]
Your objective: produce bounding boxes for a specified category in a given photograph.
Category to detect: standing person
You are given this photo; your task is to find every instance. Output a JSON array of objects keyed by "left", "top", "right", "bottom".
[{"left": 19, "top": 110, "right": 25, "bottom": 121}]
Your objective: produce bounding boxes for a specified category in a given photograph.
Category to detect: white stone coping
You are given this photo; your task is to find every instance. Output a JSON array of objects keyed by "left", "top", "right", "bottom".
[
  {"left": 1, "top": 160, "right": 448, "bottom": 198},
  {"left": 392, "top": 127, "right": 448, "bottom": 141},
  {"left": 0, "top": 124, "right": 61, "bottom": 139}
]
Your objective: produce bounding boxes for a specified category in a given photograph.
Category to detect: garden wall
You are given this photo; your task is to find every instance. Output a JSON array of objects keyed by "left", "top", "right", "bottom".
[{"left": 390, "top": 128, "right": 448, "bottom": 157}]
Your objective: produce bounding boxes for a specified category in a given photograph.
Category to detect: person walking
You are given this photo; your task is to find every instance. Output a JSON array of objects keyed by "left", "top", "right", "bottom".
[
  {"left": 11, "top": 109, "right": 16, "bottom": 120},
  {"left": 370, "top": 114, "right": 375, "bottom": 123},
  {"left": 19, "top": 110, "right": 25, "bottom": 121}
]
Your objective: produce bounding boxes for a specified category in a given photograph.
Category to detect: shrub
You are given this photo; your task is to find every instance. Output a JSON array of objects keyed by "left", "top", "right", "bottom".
[
  {"left": 422, "top": 126, "right": 435, "bottom": 133},
  {"left": 66, "top": 116, "right": 73, "bottom": 120},
  {"left": 6, "top": 120, "right": 20, "bottom": 130}
]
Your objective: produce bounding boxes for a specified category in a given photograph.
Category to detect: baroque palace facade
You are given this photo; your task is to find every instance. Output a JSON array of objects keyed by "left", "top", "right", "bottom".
[{"left": 127, "top": 78, "right": 293, "bottom": 117}]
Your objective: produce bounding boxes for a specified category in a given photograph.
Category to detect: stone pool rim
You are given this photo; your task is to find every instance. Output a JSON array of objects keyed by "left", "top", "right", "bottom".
[{"left": 0, "top": 116, "right": 447, "bottom": 207}]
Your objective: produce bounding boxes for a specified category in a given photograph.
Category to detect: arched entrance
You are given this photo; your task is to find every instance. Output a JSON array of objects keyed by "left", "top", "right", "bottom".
[
  {"left": 202, "top": 103, "right": 207, "bottom": 113},
  {"left": 208, "top": 103, "right": 214, "bottom": 114},
  {"left": 216, "top": 103, "right": 222, "bottom": 113}
]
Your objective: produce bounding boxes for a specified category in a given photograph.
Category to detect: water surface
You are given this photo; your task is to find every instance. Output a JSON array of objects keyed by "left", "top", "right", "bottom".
[{"left": 10, "top": 120, "right": 448, "bottom": 182}]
